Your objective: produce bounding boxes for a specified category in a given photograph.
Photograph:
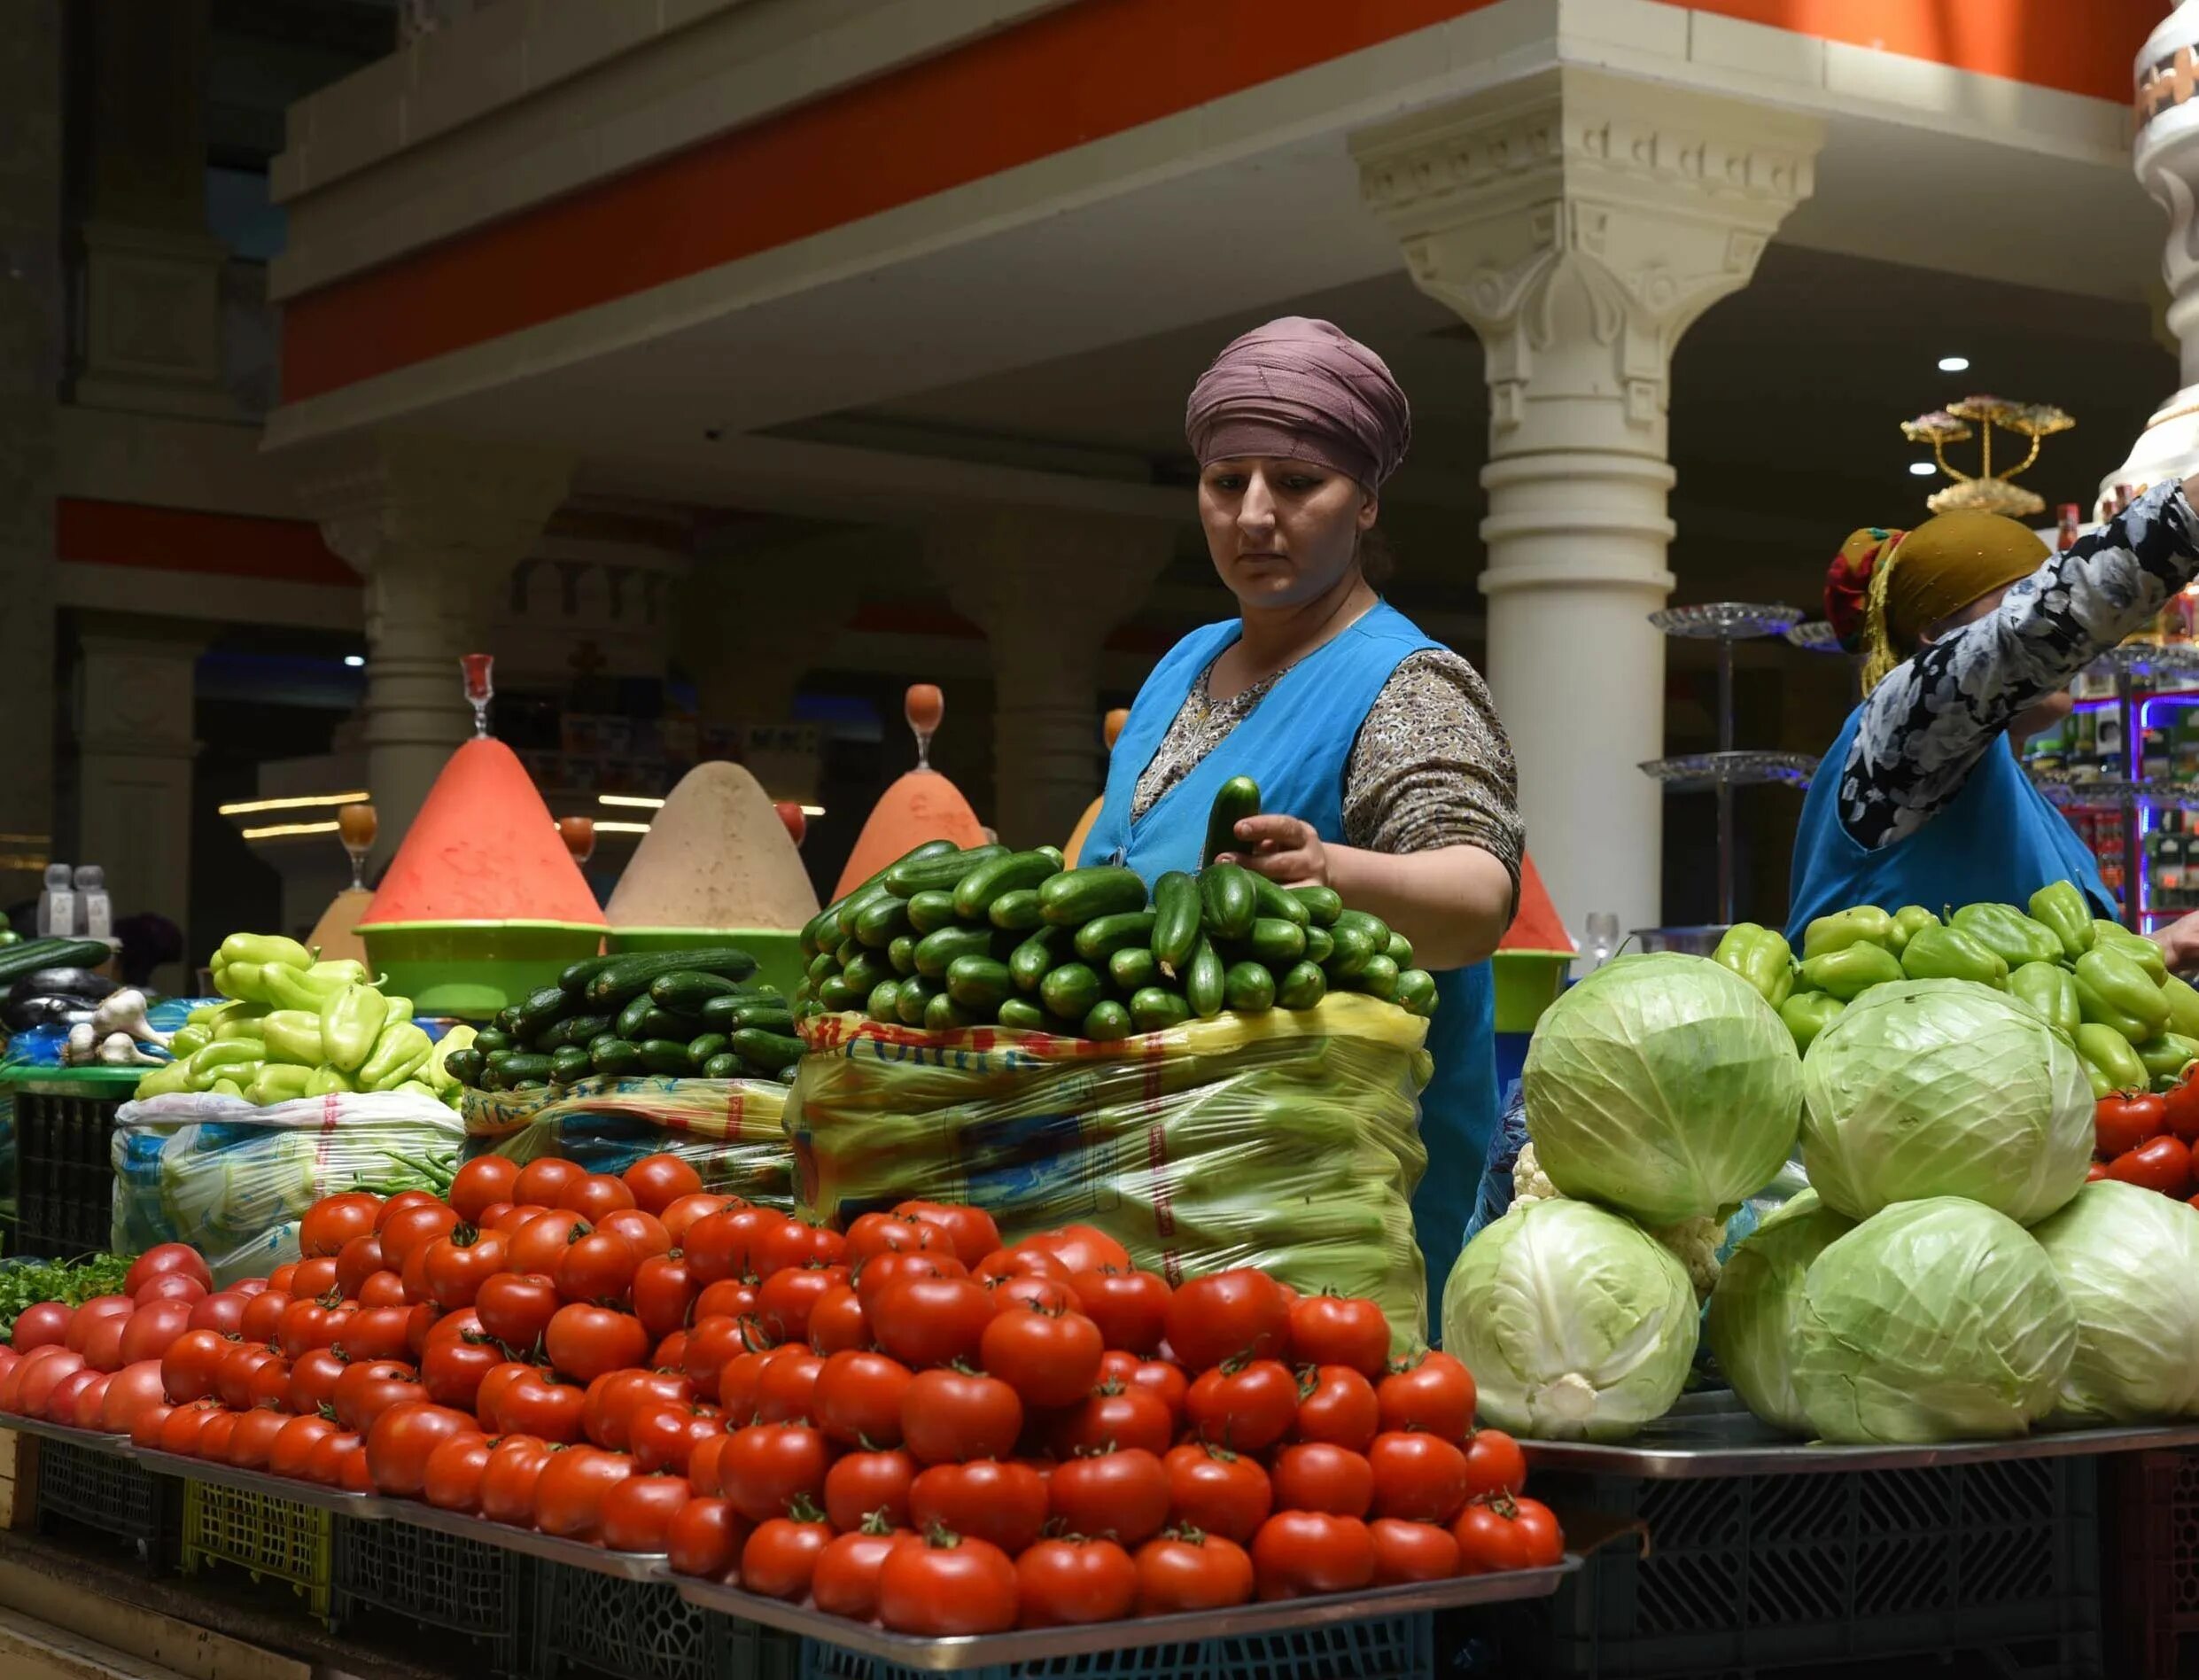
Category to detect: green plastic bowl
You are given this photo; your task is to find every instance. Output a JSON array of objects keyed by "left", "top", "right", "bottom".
[
  {"left": 1494, "top": 949, "right": 1576, "bottom": 1034},
  {"left": 607, "top": 927, "right": 806, "bottom": 1000},
  {"left": 358, "top": 920, "right": 605, "bottom": 1021}
]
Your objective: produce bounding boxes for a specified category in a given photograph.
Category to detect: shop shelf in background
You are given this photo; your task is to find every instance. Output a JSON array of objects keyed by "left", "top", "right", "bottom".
[
  {"left": 32, "top": 1436, "right": 175, "bottom": 1567},
  {"left": 797, "top": 1613, "right": 1433, "bottom": 1680},
  {"left": 4, "top": 1067, "right": 136, "bottom": 1257},
  {"left": 532, "top": 1559, "right": 797, "bottom": 1680},
  {"left": 1519, "top": 1457, "right": 2098, "bottom": 1678},
  {"left": 333, "top": 1515, "right": 528, "bottom": 1676},
  {"left": 180, "top": 1478, "right": 332, "bottom": 1621},
  {"left": 2107, "top": 1446, "right": 2199, "bottom": 1679}
]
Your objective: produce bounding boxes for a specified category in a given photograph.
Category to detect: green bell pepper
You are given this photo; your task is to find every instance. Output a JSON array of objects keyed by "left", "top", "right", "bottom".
[
  {"left": 260, "top": 1009, "right": 327, "bottom": 1068},
  {"left": 262, "top": 960, "right": 370, "bottom": 1014},
  {"left": 1890, "top": 906, "right": 1939, "bottom": 953},
  {"left": 208, "top": 1078, "right": 245, "bottom": 1100},
  {"left": 212, "top": 959, "right": 269, "bottom": 1004},
  {"left": 213, "top": 1007, "right": 268, "bottom": 1042},
  {"left": 424, "top": 1024, "right": 478, "bottom": 1096},
  {"left": 2007, "top": 961, "right": 2081, "bottom": 1038},
  {"left": 167, "top": 1024, "right": 211, "bottom": 1060},
  {"left": 133, "top": 1061, "right": 191, "bottom": 1099},
  {"left": 1900, "top": 924, "right": 2009, "bottom": 988},
  {"left": 1799, "top": 942, "right": 1905, "bottom": 1000},
  {"left": 319, "top": 983, "right": 388, "bottom": 1075},
  {"left": 360, "top": 1021, "right": 433, "bottom": 1091},
  {"left": 2074, "top": 945, "right": 2172, "bottom": 1041},
  {"left": 2075, "top": 1022, "right": 2148, "bottom": 1094},
  {"left": 189, "top": 1052, "right": 262, "bottom": 1093},
  {"left": 380, "top": 996, "right": 414, "bottom": 1026},
  {"left": 245, "top": 1063, "right": 315, "bottom": 1106},
  {"left": 306, "top": 1064, "right": 354, "bottom": 1097},
  {"left": 2139, "top": 1032, "right": 2199, "bottom": 1085},
  {"left": 1801, "top": 906, "right": 1898, "bottom": 961},
  {"left": 219, "top": 932, "right": 314, "bottom": 971},
  {"left": 2164, "top": 975, "right": 2199, "bottom": 1040},
  {"left": 1949, "top": 903, "right": 2063, "bottom": 969},
  {"left": 2093, "top": 921, "right": 2171, "bottom": 984},
  {"left": 2029, "top": 882, "right": 2096, "bottom": 961},
  {"left": 1713, "top": 923, "right": 1795, "bottom": 1009},
  {"left": 1779, "top": 991, "right": 1846, "bottom": 1051}
]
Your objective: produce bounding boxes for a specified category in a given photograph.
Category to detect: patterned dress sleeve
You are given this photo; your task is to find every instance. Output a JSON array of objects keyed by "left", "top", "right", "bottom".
[
  {"left": 1841, "top": 482, "right": 2199, "bottom": 850},
  {"left": 1341, "top": 649, "right": 1524, "bottom": 920}
]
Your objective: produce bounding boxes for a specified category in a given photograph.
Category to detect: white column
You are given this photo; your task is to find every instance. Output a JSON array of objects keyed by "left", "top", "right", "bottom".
[
  {"left": 299, "top": 432, "right": 571, "bottom": 867},
  {"left": 925, "top": 512, "right": 1177, "bottom": 850},
  {"left": 74, "top": 622, "right": 204, "bottom": 988},
  {"left": 1355, "top": 69, "right": 1821, "bottom": 937}
]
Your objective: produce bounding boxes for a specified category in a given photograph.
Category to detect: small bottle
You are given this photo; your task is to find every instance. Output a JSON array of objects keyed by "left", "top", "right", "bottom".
[
  {"left": 74, "top": 866, "right": 111, "bottom": 941},
  {"left": 37, "top": 862, "right": 74, "bottom": 937},
  {"left": 2057, "top": 504, "right": 2081, "bottom": 551}
]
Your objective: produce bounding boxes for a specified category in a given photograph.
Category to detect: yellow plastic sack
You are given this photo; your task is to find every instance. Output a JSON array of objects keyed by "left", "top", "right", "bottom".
[
  {"left": 462, "top": 1074, "right": 793, "bottom": 1209},
  {"left": 789, "top": 994, "right": 1434, "bottom": 1342}
]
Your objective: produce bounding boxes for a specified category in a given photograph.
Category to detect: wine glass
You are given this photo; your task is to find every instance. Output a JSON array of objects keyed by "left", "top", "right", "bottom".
[
  {"left": 337, "top": 805, "right": 377, "bottom": 891},
  {"left": 905, "top": 684, "right": 943, "bottom": 771},
  {"left": 461, "top": 653, "right": 494, "bottom": 738}
]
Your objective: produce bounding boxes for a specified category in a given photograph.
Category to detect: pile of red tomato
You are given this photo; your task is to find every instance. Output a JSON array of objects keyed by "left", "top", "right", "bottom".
[
  {"left": 2090, "top": 1073, "right": 2199, "bottom": 1204},
  {"left": 0, "top": 1156, "right": 1561, "bottom": 1637}
]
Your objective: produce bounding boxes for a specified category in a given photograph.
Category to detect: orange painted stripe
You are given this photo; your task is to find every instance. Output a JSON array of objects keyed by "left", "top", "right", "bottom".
[
  {"left": 281, "top": 0, "right": 2158, "bottom": 403},
  {"left": 57, "top": 498, "right": 354, "bottom": 587}
]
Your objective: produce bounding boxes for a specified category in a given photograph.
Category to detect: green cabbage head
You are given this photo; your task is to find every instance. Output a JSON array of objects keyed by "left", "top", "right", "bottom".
[
  {"left": 1704, "top": 1188, "right": 1855, "bottom": 1435},
  {"left": 1792, "top": 1196, "right": 2075, "bottom": 1443},
  {"left": 2030, "top": 1180, "right": 2199, "bottom": 1426},
  {"left": 1800, "top": 978, "right": 2092, "bottom": 1225},
  {"left": 1523, "top": 953, "right": 1802, "bottom": 1225},
  {"left": 1442, "top": 1197, "right": 1697, "bottom": 1442}
]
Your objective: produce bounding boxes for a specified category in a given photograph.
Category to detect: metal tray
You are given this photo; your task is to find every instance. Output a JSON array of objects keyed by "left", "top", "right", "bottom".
[
  {"left": 672, "top": 1560, "right": 1576, "bottom": 1670},
  {"left": 0, "top": 1414, "right": 135, "bottom": 1454},
  {"left": 128, "top": 1444, "right": 392, "bottom": 1517},
  {"left": 391, "top": 1501, "right": 670, "bottom": 1582}
]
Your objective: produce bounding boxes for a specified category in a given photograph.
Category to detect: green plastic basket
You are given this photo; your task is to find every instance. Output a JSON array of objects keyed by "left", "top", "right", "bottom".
[
  {"left": 358, "top": 920, "right": 605, "bottom": 1022},
  {"left": 605, "top": 927, "right": 804, "bottom": 1000},
  {"left": 180, "top": 1478, "right": 334, "bottom": 1619},
  {"left": 1493, "top": 949, "right": 1574, "bottom": 1034}
]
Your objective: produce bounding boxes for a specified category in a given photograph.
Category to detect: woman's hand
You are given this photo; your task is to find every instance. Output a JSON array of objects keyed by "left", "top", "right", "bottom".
[
  {"left": 1217, "top": 815, "right": 1329, "bottom": 887},
  {"left": 2151, "top": 911, "right": 2199, "bottom": 976}
]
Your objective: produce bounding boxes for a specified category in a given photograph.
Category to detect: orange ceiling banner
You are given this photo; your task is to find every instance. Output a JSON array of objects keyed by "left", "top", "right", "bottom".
[{"left": 57, "top": 498, "right": 354, "bottom": 586}]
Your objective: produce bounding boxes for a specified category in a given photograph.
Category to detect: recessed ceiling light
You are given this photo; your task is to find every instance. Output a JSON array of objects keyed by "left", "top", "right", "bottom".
[
  {"left": 1908, "top": 462, "right": 1937, "bottom": 476},
  {"left": 1938, "top": 355, "right": 1970, "bottom": 372},
  {"left": 343, "top": 654, "right": 365, "bottom": 667}
]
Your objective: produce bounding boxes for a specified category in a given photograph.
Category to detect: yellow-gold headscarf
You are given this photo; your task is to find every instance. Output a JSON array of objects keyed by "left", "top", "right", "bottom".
[{"left": 1824, "top": 511, "right": 2050, "bottom": 693}]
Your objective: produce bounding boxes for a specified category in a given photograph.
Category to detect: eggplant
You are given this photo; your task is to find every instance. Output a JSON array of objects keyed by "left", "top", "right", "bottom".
[
  {"left": 1, "top": 997, "right": 95, "bottom": 1033},
  {"left": 7, "top": 968, "right": 114, "bottom": 1006}
]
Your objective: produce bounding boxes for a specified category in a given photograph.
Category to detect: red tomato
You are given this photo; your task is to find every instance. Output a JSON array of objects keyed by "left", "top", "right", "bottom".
[
  {"left": 2093, "top": 1163, "right": 2116, "bottom": 1182},
  {"left": 1163, "top": 1442, "right": 1273, "bottom": 1543},
  {"left": 228, "top": 1406, "right": 291, "bottom": 1470},
  {"left": 332, "top": 1358, "right": 423, "bottom": 1433},
  {"left": 814, "top": 1350, "right": 913, "bottom": 1449},
  {"left": 807, "top": 1286, "right": 869, "bottom": 1357},
  {"left": 545, "top": 1304, "right": 650, "bottom": 1384},
  {"left": 1015, "top": 1225, "right": 1131, "bottom": 1278},
  {"left": 490, "top": 1202, "right": 550, "bottom": 1234},
  {"left": 682, "top": 1207, "right": 770, "bottom": 1286},
  {"left": 2164, "top": 1068, "right": 2199, "bottom": 1143},
  {"left": 973, "top": 1248, "right": 1071, "bottom": 1288},
  {"left": 1018, "top": 1536, "right": 1138, "bottom": 1627},
  {"left": 479, "top": 1435, "right": 556, "bottom": 1525},
  {"left": 558, "top": 1173, "right": 637, "bottom": 1223},
  {"left": 876, "top": 1530, "right": 1019, "bottom": 1636},
  {"left": 66, "top": 1297, "right": 135, "bottom": 1355},
  {"left": 473, "top": 1272, "right": 560, "bottom": 1352},
  {"left": 449, "top": 1156, "right": 520, "bottom": 1224},
  {"left": 421, "top": 1310, "right": 505, "bottom": 1411},
  {"left": 900, "top": 1369, "right": 1022, "bottom": 1465},
  {"left": 12, "top": 1302, "right": 72, "bottom": 1352},
  {"left": 1371, "top": 1516, "right": 1462, "bottom": 1583},
  {"left": 1270, "top": 1443, "right": 1374, "bottom": 1517},
  {"left": 1186, "top": 1359, "right": 1298, "bottom": 1451},
  {"left": 847, "top": 1212, "right": 952, "bottom": 1265},
  {"left": 1463, "top": 1429, "right": 1527, "bottom": 1501},
  {"left": 600, "top": 1473, "right": 693, "bottom": 1552},
  {"left": 1134, "top": 1531, "right": 1255, "bottom": 1614},
  {"left": 813, "top": 1521, "right": 913, "bottom": 1621},
  {"left": 892, "top": 1201, "right": 1002, "bottom": 1267},
  {"left": 1164, "top": 1270, "right": 1290, "bottom": 1371},
  {"left": 910, "top": 1458, "right": 1049, "bottom": 1554},
  {"left": 856, "top": 1252, "right": 967, "bottom": 1315},
  {"left": 191, "top": 1291, "right": 253, "bottom": 1337},
  {"left": 1453, "top": 1496, "right": 1565, "bottom": 1573},
  {"left": 756, "top": 1264, "right": 848, "bottom": 1346},
  {"left": 683, "top": 1317, "right": 765, "bottom": 1395},
  {"left": 300, "top": 1192, "right": 383, "bottom": 1258},
  {"left": 2108, "top": 1133, "right": 2195, "bottom": 1196},
  {"left": 124, "top": 1243, "right": 214, "bottom": 1297},
  {"left": 594, "top": 1210, "right": 671, "bottom": 1261},
  {"left": 159, "top": 1329, "right": 230, "bottom": 1404},
  {"left": 1377, "top": 1351, "right": 1477, "bottom": 1441},
  {"left": 629, "top": 1403, "right": 725, "bottom": 1478},
  {"left": 1048, "top": 1447, "right": 1169, "bottom": 1547},
  {"left": 1066, "top": 1269, "right": 1169, "bottom": 1355},
  {"left": 750, "top": 1345, "right": 825, "bottom": 1426},
  {"left": 718, "top": 1421, "right": 833, "bottom": 1523},
  {"left": 156, "top": 1398, "right": 223, "bottom": 1456},
  {"left": 2097, "top": 1092, "right": 2171, "bottom": 1159},
  {"left": 667, "top": 1496, "right": 750, "bottom": 1580},
  {"left": 979, "top": 1303, "right": 1105, "bottom": 1409},
  {"left": 330, "top": 1304, "right": 411, "bottom": 1365},
  {"left": 987, "top": 1275, "right": 1084, "bottom": 1320},
  {"left": 423, "top": 1227, "right": 509, "bottom": 1310},
  {"left": 513, "top": 1158, "right": 584, "bottom": 1208},
  {"left": 825, "top": 1448, "right": 917, "bottom": 1532},
  {"left": 43, "top": 1367, "right": 101, "bottom": 1425},
  {"left": 695, "top": 1279, "right": 759, "bottom": 1323},
  {"left": 741, "top": 1507, "right": 834, "bottom": 1601},
  {"left": 333, "top": 1233, "right": 387, "bottom": 1300},
  {"left": 583, "top": 1368, "right": 695, "bottom": 1451},
  {"left": 507, "top": 1213, "right": 593, "bottom": 1279},
  {"left": 306, "top": 1429, "right": 366, "bottom": 1489},
  {"left": 67, "top": 1372, "right": 113, "bottom": 1431},
  {"left": 268, "top": 1413, "right": 340, "bottom": 1481},
  {"left": 750, "top": 1218, "right": 823, "bottom": 1283},
  {"left": 1367, "top": 1431, "right": 1471, "bottom": 1523},
  {"left": 99, "top": 1360, "right": 168, "bottom": 1435},
  {"left": 289, "top": 1256, "right": 341, "bottom": 1298},
  {"left": 872, "top": 1276, "right": 994, "bottom": 1371},
  {"left": 624, "top": 1155, "right": 705, "bottom": 1216},
  {"left": 556, "top": 1231, "right": 641, "bottom": 1306},
  {"left": 654, "top": 1332, "right": 689, "bottom": 1371},
  {"left": 1250, "top": 1511, "right": 1376, "bottom": 1600},
  {"left": 132, "top": 1273, "right": 208, "bottom": 1307},
  {"left": 422, "top": 1429, "right": 493, "bottom": 1513},
  {"left": 1288, "top": 1294, "right": 1391, "bottom": 1378},
  {"left": 128, "top": 1402, "right": 175, "bottom": 1451},
  {"left": 1051, "top": 1382, "right": 1174, "bottom": 1458},
  {"left": 74, "top": 1311, "right": 128, "bottom": 1374},
  {"left": 532, "top": 1445, "right": 636, "bottom": 1541},
  {"left": 659, "top": 1194, "right": 736, "bottom": 1244},
  {"left": 377, "top": 1204, "right": 461, "bottom": 1277},
  {"left": 1293, "top": 1364, "right": 1380, "bottom": 1451},
  {"left": 373, "top": 1189, "right": 444, "bottom": 1231}
]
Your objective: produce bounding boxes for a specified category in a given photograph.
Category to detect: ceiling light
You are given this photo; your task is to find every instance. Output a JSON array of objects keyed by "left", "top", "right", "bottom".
[
  {"left": 220, "top": 790, "right": 372, "bottom": 816},
  {"left": 343, "top": 655, "right": 365, "bottom": 668},
  {"left": 1908, "top": 462, "right": 1937, "bottom": 477},
  {"left": 801, "top": 805, "right": 825, "bottom": 817},
  {"left": 598, "top": 794, "right": 666, "bottom": 809},
  {"left": 1938, "top": 355, "right": 1970, "bottom": 372},
  {"left": 240, "top": 820, "right": 342, "bottom": 841},
  {"left": 590, "top": 821, "right": 652, "bottom": 835}
]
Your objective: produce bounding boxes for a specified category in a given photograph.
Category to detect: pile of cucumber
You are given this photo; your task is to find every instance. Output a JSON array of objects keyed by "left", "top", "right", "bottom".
[
  {"left": 447, "top": 946, "right": 803, "bottom": 1092},
  {"left": 799, "top": 777, "right": 1438, "bottom": 1040}
]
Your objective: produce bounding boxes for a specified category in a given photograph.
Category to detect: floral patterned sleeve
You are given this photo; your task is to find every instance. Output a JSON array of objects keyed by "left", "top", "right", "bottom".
[
  {"left": 1842, "top": 481, "right": 2199, "bottom": 850},
  {"left": 1342, "top": 649, "right": 1524, "bottom": 922}
]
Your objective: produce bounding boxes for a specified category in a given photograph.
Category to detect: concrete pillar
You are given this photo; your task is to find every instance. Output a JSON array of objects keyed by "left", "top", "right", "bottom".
[
  {"left": 299, "top": 432, "right": 571, "bottom": 867},
  {"left": 1355, "top": 69, "right": 1820, "bottom": 937},
  {"left": 925, "top": 512, "right": 1176, "bottom": 850},
  {"left": 680, "top": 530, "right": 868, "bottom": 738},
  {"left": 74, "top": 620, "right": 205, "bottom": 989},
  {"left": 0, "top": 3, "right": 61, "bottom": 913}
]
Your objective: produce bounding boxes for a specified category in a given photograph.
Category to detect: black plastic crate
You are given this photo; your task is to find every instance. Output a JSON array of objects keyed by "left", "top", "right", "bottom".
[
  {"left": 1520, "top": 1456, "right": 2101, "bottom": 1678},
  {"left": 9, "top": 1072, "right": 134, "bottom": 1258},
  {"left": 801, "top": 1612, "right": 1432, "bottom": 1680},
  {"left": 532, "top": 1559, "right": 798, "bottom": 1680},
  {"left": 32, "top": 1436, "right": 176, "bottom": 1567},
  {"left": 334, "top": 1516, "right": 529, "bottom": 1676},
  {"left": 2105, "top": 1446, "right": 2199, "bottom": 1680}
]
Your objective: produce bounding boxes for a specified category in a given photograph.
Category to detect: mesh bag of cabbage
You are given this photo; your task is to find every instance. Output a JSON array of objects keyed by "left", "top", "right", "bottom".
[
  {"left": 461, "top": 1074, "right": 794, "bottom": 1209},
  {"left": 789, "top": 993, "right": 1434, "bottom": 1342}
]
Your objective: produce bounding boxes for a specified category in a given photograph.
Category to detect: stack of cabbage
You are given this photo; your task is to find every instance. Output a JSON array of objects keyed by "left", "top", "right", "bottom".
[{"left": 1444, "top": 958, "right": 2199, "bottom": 1443}]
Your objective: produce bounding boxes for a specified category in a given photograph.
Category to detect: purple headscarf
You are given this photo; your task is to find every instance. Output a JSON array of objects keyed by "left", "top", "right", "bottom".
[{"left": 1185, "top": 317, "right": 1411, "bottom": 489}]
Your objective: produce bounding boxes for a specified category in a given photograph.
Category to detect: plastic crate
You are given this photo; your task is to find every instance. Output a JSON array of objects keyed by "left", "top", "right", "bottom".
[
  {"left": 6, "top": 1068, "right": 136, "bottom": 1258},
  {"left": 333, "top": 1516, "right": 529, "bottom": 1676},
  {"left": 1521, "top": 1457, "right": 2100, "bottom": 1678},
  {"left": 532, "top": 1559, "right": 798, "bottom": 1680},
  {"left": 180, "top": 1477, "right": 334, "bottom": 1620},
  {"left": 32, "top": 1436, "right": 175, "bottom": 1566},
  {"left": 2106, "top": 1445, "right": 2199, "bottom": 1679},
  {"left": 797, "top": 1612, "right": 1433, "bottom": 1680}
]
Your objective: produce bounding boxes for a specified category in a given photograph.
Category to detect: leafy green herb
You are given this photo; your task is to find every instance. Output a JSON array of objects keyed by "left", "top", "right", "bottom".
[{"left": 0, "top": 1253, "right": 132, "bottom": 1341}]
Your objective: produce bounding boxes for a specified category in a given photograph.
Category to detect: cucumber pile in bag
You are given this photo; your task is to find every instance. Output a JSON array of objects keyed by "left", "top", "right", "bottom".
[{"left": 789, "top": 992, "right": 1434, "bottom": 1343}]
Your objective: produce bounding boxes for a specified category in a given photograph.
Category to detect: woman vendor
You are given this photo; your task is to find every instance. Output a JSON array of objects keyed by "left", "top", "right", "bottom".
[
  {"left": 1787, "top": 475, "right": 2199, "bottom": 964},
  {"left": 1078, "top": 317, "right": 1523, "bottom": 1304}
]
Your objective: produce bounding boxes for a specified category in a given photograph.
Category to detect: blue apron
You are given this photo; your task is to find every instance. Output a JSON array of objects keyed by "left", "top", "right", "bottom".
[
  {"left": 1079, "top": 601, "right": 1499, "bottom": 1320},
  {"left": 1785, "top": 704, "right": 2112, "bottom": 941}
]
